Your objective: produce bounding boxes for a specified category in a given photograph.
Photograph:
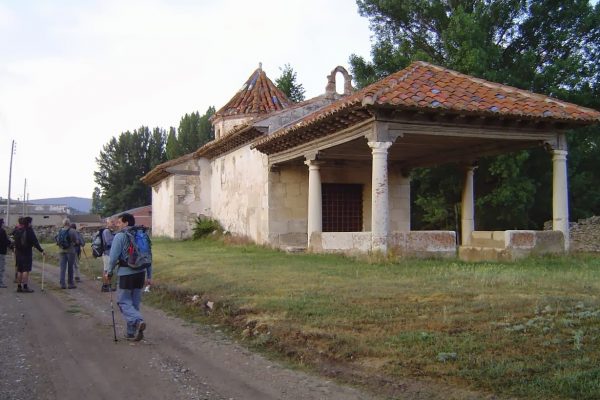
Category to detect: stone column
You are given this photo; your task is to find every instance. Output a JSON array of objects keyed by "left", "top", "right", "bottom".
[
  {"left": 461, "top": 166, "right": 476, "bottom": 246},
  {"left": 304, "top": 159, "right": 323, "bottom": 247},
  {"left": 368, "top": 141, "right": 393, "bottom": 253},
  {"left": 552, "top": 149, "right": 569, "bottom": 250}
]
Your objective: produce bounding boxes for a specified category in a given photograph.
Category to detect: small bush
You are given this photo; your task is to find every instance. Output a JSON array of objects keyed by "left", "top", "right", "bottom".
[{"left": 192, "top": 217, "right": 222, "bottom": 239}]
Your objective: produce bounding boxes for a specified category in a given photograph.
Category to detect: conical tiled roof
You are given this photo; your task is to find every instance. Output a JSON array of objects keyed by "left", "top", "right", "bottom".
[{"left": 214, "top": 65, "right": 292, "bottom": 118}]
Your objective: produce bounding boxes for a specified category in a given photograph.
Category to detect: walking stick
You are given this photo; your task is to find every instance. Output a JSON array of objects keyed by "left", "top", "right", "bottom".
[
  {"left": 81, "top": 247, "right": 93, "bottom": 274},
  {"left": 41, "top": 253, "right": 46, "bottom": 292},
  {"left": 109, "top": 280, "right": 118, "bottom": 342}
]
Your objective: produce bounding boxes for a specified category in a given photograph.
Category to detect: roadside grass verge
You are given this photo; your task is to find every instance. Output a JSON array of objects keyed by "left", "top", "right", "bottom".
[
  {"left": 41, "top": 239, "right": 600, "bottom": 399},
  {"left": 143, "top": 238, "right": 600, "bottom": 399}
]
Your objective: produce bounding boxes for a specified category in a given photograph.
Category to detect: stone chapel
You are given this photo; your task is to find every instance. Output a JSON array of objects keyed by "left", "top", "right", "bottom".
[{"left": 142, "top": 62, "right": 600, "bottom": 261}]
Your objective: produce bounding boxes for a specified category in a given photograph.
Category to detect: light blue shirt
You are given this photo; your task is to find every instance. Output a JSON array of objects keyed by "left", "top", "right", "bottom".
[{"left": 107, "top": 229, "right": 152, "bottom": 279}]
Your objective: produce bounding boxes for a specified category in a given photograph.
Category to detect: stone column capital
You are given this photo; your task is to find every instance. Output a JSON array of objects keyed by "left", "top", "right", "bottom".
[
  {"left": 552, "top": 149, "right": 568, "bottom": 160},
  {"left": 304, "top": 159, "right": 324, "bottom": 169},
  {"left": 367, "top": 141, "right": 393, "bottom": 153}
]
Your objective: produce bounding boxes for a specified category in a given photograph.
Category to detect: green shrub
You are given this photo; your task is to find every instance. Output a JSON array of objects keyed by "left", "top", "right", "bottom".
[{"left": 192, "top": 217, "right": 222, "bottom": 239}]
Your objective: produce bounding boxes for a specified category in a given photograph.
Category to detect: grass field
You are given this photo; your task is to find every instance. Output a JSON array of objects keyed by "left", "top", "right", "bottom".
[{"left": 63, "top": 238, "right": 600, "bottom": 399}]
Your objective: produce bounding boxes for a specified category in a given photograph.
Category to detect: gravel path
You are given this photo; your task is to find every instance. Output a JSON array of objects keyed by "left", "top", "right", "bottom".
[{"left": 0, "top": 259, "right": 378, "bottom": 400}]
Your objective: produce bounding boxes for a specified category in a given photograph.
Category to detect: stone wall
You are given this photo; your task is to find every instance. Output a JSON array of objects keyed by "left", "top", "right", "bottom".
[
  {"left": 20, "top": 226, "right": 99, "bottom": 244},
  {"left": 544, "top": 216, "right": 600, "bottom": 252},
  {"left": 568, "top": 216, "right": 600, "bottom": 252}
]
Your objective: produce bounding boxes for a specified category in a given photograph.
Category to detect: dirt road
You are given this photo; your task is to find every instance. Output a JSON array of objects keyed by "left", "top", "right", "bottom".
[{"left": 0, "top": 260, "right": 377, "bottom": 400}]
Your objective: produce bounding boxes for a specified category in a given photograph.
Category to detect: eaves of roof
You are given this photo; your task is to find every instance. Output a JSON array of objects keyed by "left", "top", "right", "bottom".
[
  {"left": 253, "top": 61, "right": 600, "bottom": 155},
  {"left": 140, "top": 152, "right": 196, "bottom": 186}
]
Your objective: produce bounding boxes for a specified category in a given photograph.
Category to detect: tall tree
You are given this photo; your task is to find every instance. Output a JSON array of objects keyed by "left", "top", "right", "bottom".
[
  {"left": 94, "top": 126, "right": 167, "bottom": 216},
  {"left": 91, "top": 187, "right": 103, "bottom": 215},
  {"left": 275, "top": 64, "right": 306, "bottom": 102},
  {"left": 352, "top": 0, "right": 600, "bottom": 229},
  {"left": 165, "top": 126, "right": 179, "bottom": 160},
  {"left": 167, "top": 107, "right": 216, "bottom": 159}
]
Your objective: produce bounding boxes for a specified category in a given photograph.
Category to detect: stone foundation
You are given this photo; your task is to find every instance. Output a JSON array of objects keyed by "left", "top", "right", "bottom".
[{"left": 309, "top": 231, "right": 456, "bottom": 258}]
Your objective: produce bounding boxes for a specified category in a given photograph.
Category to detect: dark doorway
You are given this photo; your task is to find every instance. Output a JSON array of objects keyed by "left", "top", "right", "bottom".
[{"left": 322, "top": 183, "right": 363, "bottom": 232}]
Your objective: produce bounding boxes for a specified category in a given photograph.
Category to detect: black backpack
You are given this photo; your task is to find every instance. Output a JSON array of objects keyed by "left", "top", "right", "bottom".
[
  {"left": 91, "top": 228, "right": 106, "bottom": 258},
  {"left": 12, "top": 227, "right": 28, "bottom": 250}
]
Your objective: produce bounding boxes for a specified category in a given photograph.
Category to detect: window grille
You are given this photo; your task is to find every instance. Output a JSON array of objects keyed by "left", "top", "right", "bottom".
[{"left": 322, "top": 183, "right": 363, "bottom": 232}]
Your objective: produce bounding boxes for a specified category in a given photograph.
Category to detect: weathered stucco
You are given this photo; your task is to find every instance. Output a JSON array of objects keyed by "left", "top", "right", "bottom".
[
  {"left": 151, "top": 159, "right": 202, "bottom": 239},
  {"left": 152, "top": 176, "right": 175, "bottom": 237},
  {"left": 210, "top": 146, "right": 269, "bottom": 243},
  {"left": 269, "top": 161, "right": 411, "bottom": 250},
  {"left": 268, "top": 165, "right": 308, "bottom": 247},
  {"left": 213, "top": 116, "right": 252, "bottom": 140}
]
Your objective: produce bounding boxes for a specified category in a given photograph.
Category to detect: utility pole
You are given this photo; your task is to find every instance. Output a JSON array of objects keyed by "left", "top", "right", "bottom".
[
  {"left": 23, "top": 178, "right": 27, "bottom": 216},
  {"left": 7, "top": 140, "right": 15, "bottom": 227}
]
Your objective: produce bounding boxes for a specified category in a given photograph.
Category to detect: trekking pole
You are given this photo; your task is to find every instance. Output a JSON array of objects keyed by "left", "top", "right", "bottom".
[
  {"left": 81, "top": 247, "right": 93, "bottom": 275},
  {"left": 41, "top": 253, "right": 46, "bottom": 292},
  {"left": 109, "top": 282, "right": 118, "bottom": 342}
]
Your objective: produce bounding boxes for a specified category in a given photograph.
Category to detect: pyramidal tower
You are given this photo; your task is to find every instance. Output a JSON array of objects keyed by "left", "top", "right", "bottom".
[{"left": 212, "top": 63, "right": 292, "bottom": 139}]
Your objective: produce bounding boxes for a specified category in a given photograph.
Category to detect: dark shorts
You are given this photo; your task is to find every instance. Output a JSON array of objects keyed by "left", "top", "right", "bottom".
[
  {"left": 119, "top": 272, "right": 145, "bottom": 290},
  {"left": 15, "top": 254, "right": 33, "bottom": 272}
]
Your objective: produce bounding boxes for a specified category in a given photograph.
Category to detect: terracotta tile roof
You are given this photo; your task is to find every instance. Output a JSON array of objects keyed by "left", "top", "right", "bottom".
[
  {"left": 194, "top": 124, "right": 264, "bottom": 159},
  {"left": 194, "top": 95, "right": 338, "bottom": 159},
  {"left": 140, "top": 152, "right": 195, "bottom": 186},
  {"left": 254, "top": 61, "right": 600, "bottom": 154},
  {"left": 214, "top": 65, "right": 292, "bottom": 118}
]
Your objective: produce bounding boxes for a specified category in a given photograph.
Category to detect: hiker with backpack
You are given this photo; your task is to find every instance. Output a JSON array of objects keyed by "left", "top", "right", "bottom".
[
  {"left": 102, "top": 218, "right": 116, "bottom": 291},
  {"left": 55, "top": 218, "right": 81, "bottom": 289},
  {"left": 70, "top": 223, "right": 85, "bottom": 283},
  {"left": 107, "top": 212, "right": 152, "bottom": 341},
  {"left": 12, "top": 216, "right": 45, "bottom": 293},
  {"left": 0, "top": 218, "right": 13, "bottom": 288}
]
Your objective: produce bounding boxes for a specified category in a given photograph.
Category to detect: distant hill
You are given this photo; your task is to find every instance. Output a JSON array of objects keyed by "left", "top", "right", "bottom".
[{"left": 29, "top": 197, "right": 93, "bottom": 213}]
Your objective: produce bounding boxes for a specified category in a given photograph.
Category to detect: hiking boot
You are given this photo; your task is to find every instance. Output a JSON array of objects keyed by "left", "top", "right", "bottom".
[
  {"left": 22, "top": 287, "right": 34, "bottom": 293},
  {"left": 134, "top": 321, "right": 146, "bottom": 341},
  {"left": 16, "top": 286, "right": 23, "bottom": 292},
  {"left": 125, "top": 333, "right": 135, "bottom": 340},
  {"left": 101, "top": 284, "right": 110, "bottom": 292},
  {"left": 68, "top": 285, "right": 77, "bottom": 289},
  {"left": 61, "top": 285, "right": 67, "bottom": 289}
]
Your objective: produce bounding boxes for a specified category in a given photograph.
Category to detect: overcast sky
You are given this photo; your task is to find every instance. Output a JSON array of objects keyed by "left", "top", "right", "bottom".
[{"left": 0, "top": 0, "right": 373, "bottom": 201}]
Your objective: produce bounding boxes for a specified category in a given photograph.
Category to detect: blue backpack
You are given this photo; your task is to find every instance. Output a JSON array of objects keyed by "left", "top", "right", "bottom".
[
  {"left": 55, "top": 228, "right": 71, "bottom": 249},
  {"left": 123, "top": 226, "right": 152, "bottom": 269}
]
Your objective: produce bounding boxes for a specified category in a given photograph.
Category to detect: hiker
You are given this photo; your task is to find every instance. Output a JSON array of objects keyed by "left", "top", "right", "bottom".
[
  {"left": 101, "top": 218, "right": 116, "bottom": 292},
  {"left": 0, "top": 218, "right": 12, "bottom": 288},
  {"left": 107, "top": 213, "right": 152, "bottom": 341},
  {"left": 13, "top": 217, "right": 24, "bottom": 282},
  {"left": 56, "top": 218, "right": 81, "bottom": 289},
  {"left": 70, "top": 223, "right": 85, "bottom": 283},
  {"left": 13, "top": 216, "right": 44, "bottom": 293}
]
